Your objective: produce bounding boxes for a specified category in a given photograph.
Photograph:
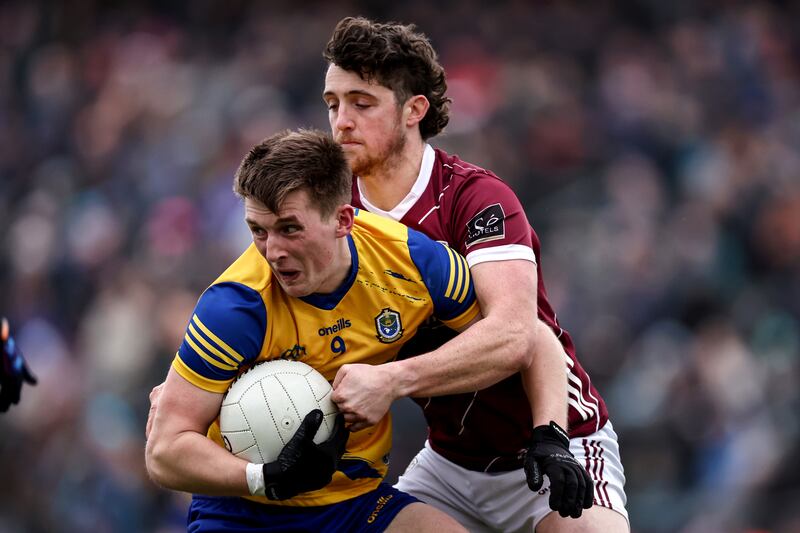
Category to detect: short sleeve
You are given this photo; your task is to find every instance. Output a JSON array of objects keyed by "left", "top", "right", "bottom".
[
  {"left": 172, "top": 282, "right": 267, "bottom": 393},
  {"left": 451, "top": 177, "right": 537, "bottom": 267},
  {"left": 406, "top": 228, "right": 479, "bottom": 329}
]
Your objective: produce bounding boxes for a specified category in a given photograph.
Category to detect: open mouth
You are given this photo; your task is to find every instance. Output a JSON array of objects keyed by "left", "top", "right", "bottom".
[{"left": 278, "top": 270, "right": 301, "bottom": 283}]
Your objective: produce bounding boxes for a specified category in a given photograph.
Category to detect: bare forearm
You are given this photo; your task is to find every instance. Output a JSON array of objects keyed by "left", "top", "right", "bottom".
[
  {"left": 145, "top": 368, "right": 250, "bottom": 496},
  {"left": 146, "top": 429, "right": 249, "bottom": 496},
  {"left": 390, "top": 315, "right": 529, "bottom": 398},
  {"left": 523, "top": 321, "right": 568, "bottom": 428}
]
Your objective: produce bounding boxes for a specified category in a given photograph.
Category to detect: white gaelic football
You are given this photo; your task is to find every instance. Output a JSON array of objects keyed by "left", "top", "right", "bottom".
[{"left": 219, "top": 359, "right": 339, "bottom": 464}]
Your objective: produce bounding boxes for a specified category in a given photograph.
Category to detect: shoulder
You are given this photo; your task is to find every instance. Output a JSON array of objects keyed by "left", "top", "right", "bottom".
[
  {"left": 197, "top": 244, "right": 272, "bottom": 325},
  {"left": 174, "top": 280, "right": 268, "bottom": 392},
  {"left": 435, "top": 148, "right": 505, "bottom": 188},
  {"left": 190, "top": 281, "right": 268, "bottom": 356},
  {"left": 213, "top": 244, "right": 274, "bottom": 291},
  {"left": 434, "top": 148, "right": 521, "bottom": 209},
  {"left": 352, "top": 208, "right": 409, "bottom": 243}
]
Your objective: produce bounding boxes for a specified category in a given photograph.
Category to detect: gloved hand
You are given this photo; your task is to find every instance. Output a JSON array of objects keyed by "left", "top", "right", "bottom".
[
  {"left": 263, "top": 409, "right": 349, "bottom": 500},
  {"left": 524, "top": 421, "right": 594, "bottom": 519},
  {"left": 1, "top": 317, "right": 37, "bottom": 412}
]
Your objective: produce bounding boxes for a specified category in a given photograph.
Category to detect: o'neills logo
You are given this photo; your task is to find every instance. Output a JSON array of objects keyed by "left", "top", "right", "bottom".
[
  {"left": 318, "top": 318, "right": 352, "bottom": 336},
  {"left": 367, "top": 494, "right": 394, "bottom": 523}
]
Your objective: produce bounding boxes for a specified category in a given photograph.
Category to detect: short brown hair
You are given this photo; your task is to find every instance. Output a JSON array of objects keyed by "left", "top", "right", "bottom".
[
  {"left": 323, "top": 16, "right": 450, "bottom": 140},
  {"left": 233, "top": 129, "right": 351, "bottom": 218}
]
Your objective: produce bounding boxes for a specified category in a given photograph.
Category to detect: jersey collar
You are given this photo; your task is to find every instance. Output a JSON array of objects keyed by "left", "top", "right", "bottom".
[
  {"left": 299, "top": 234, "right": 358, "bottom": 310},
  {"left": 356, "top": 143, "right": 435, "bottom": 222}
]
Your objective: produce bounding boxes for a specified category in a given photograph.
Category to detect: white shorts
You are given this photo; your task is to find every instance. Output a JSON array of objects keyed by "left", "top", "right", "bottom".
[{"left": 394, "top": 422, "right": 628, "bottom": 532}]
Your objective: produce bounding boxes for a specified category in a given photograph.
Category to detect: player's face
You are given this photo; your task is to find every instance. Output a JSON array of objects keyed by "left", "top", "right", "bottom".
[
  {"left": 323, "top": 64, "right": 407, "bottom": 177},
  {"left": 244, "top": 192, "right": 353, "bottom": 298}
]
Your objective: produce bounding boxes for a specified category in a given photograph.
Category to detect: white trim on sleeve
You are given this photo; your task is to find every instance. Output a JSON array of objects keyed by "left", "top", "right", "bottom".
[{"left": 465, "top": 244, "right": 537, "bottom": 268}]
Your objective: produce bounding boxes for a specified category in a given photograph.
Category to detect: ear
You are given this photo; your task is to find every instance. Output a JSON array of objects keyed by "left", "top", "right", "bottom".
[
  {"left": 404, "top": 95, "right": 430, "bottom": 129},
  {"left": 334, "top": 204, "right": 355, "bottom": 238}
]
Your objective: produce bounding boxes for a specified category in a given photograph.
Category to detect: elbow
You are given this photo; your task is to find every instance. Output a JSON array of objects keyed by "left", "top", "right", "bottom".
[
  {"left": 498, "top": 318, "right": 533, "bottom": 373},
  {"left": 510, "top": 317, "right": 558, "bottom": 372},
  {"left": 145, "top": 437, "right": 173, "bottom": 489},
  {"left": 513, "top": 330, "right": 533, "bottom": 372}
]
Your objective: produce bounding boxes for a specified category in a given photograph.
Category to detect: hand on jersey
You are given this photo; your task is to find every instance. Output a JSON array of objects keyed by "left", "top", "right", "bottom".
[
  {"left": 331, "top": 363, "right": 398, "bottom": 432},
  {"left": 1, "top": 317, "right": 37, "bottom": 412},
  {"left": 262, "top": 409, "right": 349, "bottom": 500},
  {"left": 525, "top": 421, "right": 594, "bottom": 519}
]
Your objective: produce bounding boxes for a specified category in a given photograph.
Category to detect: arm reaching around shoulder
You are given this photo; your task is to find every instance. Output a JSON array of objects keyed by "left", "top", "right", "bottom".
[{"left": 333, "top": 259, "right": 544, "bottom": 430}]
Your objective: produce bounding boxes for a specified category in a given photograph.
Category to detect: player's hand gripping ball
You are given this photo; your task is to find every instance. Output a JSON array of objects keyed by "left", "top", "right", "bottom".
[
  {"left": 220, "top": 359, "right": 348, "bottom": 500},
  {"left": 220, "top": 359, "right": 340, "bottom": 463}
]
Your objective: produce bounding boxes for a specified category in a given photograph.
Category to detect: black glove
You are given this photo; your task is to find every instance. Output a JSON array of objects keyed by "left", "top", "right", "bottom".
[
  {"left": 524, "top": 421, "right": 594, "bottom": 519},
  {"left": 263, "top": 409, "right": 349, "bottom": 500},
  {"left": 1, "top": 317, "right": 37, "bottom": 412}
]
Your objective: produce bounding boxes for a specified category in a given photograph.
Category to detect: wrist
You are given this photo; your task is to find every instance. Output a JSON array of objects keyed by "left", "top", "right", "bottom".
[
  {"left": 385, "top": 360, "right": 412, "bottom": 399},
  {"left": 531, "top": 421, "right": 570, "bottom": 448},
  {"left": 246, "top": 462, "right": 266, "bottom": 496}
]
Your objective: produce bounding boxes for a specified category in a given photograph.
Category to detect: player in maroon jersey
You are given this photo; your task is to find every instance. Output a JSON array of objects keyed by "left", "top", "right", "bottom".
[{"left": 324, "top": 17, "right": 629, "bottom": 532}]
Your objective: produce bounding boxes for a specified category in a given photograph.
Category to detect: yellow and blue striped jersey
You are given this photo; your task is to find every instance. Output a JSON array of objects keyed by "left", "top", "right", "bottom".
[{"left": 172, "top": 209, "right": 479, "bottom": 507}]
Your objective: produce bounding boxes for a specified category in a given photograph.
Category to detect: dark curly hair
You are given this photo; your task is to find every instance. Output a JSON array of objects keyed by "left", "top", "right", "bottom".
[{"left": 323, "top": 16, "right": 450, "bottom": 140}]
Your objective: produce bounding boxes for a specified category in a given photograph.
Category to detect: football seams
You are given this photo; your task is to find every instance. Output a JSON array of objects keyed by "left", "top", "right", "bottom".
[{"left": 220, "top": 360, "right": 339, "bottom": 463}]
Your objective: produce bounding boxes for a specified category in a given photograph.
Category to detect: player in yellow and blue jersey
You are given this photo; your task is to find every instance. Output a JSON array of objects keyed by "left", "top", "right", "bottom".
[{"left": 145, "top": 129, "right": 533, "bottom": 532}]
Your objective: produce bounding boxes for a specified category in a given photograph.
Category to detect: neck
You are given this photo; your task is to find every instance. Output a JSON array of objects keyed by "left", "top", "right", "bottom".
[
  {"left": 318, "top": 235, "right": 353, "bottom": 294},
  {"left": 358, "top": 137, "right": 427, "bottom": 212}
]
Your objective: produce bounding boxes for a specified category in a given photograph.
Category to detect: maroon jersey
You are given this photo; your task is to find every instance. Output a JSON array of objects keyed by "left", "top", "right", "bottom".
[{"left": 352, "top": 145, "right": 608, "bottom": 472}]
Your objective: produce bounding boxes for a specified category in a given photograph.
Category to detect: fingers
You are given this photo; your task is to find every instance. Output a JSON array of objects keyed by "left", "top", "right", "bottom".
[
  {"left": 582, "top": 474, "right": 595, "bottom": 509},
  {"left": 278, "top": 410, "right": 323, "bottom": 466},
  {"left": 549, "top": 466, "right": 589, "bottom": 519},
  {"left": 547, "top": 467, "right": 566, "bottom": 515},
  {"left": 346, "top": 421, "right": 370, "bottom": 433},
  {"left": 563, "top": 468, "right": 582, "bottom": 519},
  {"left": 0, "top": 380, "right": 21, "bottom": 411},
  {"left": 320, "top": 413, "right": 349, "bottom": 454},
  {"left": 331, "top": 364, "right": 348, "bottom": 389},
  {"left": 146, "top": 384, "right": 164, "bottom": 438},
  {"left": 145, "top": 404, "right": 156, "bottom": 439},
  {"left": 327, "top": 413, "right": 348, "bottom": 441},
  {"left": 341, "top": 405, "right": 382, "bottom": 430},
  {"left": 145, "top": 389, "right": 160, "bottom": 439},
  {"left": 296, "top": 409, "right": 323, "bottom": 442},
  {"left": 524, "top": 456, "right": 543, "bottom": 491},
  {"left": 149, "top": 383, "right": 164, "bottom": 402},
  {"left": 0, "top": 385, "right": 12, "bottom": 412},
  {"left": 21, "top": 362, "right": 37, "bottom": 385}
]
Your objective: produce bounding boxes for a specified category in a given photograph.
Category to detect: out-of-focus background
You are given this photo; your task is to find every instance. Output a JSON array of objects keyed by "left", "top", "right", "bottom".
[{"left": 1, "top": 1, "right": 799, "bottom": 531}]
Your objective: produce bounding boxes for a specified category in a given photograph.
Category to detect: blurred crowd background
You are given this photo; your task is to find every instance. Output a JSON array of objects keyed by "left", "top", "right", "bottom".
[{"left": 1, "top": 1, "right": 799, "bottom": 532}]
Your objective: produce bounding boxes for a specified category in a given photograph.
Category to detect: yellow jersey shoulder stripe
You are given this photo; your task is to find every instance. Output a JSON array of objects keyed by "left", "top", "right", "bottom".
[
  {"left": 192, "top": 314, "right": 245, "bottom": 363},
  {"left": 172, "top": 355, "right": 234, "bottom": 394},
  {"left": 183, "top": 332, "right": 238, "bottom": 372},
  {"left": 455, "top": 253, "right": 471, "bottom": 303},
  {"left": 187, "top": 322, "right": 240, "bottom": 367}
]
